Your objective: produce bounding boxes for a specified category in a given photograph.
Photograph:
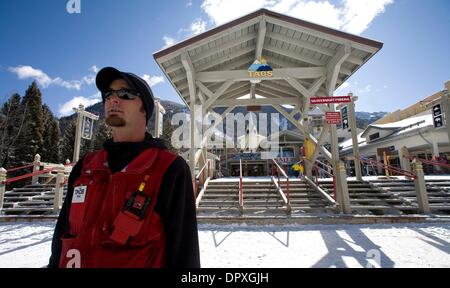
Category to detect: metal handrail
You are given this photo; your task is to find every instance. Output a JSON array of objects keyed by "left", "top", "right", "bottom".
[
  {"left": 2, "top": 167, "right": 58, "bottom": 184},
  {"left": 6, "top": 163, "right": 34, "bottom": 173},
  {"left": 271, "top": 159, "right": 290, "bottom": 208},
  {"left": 310, "top": 159, "right": 336, "bottom": 200},
  {"left": 357, "top": 156, "right": 416, "bottom": 179},
  {"left": 194, "top": 159, "right": 212, "bottom": 198},
  {"left": 239, "top": 159, "right": 243, "bottom": 212},
  {"left": 405, "top": 155, "right": 450, "bottom": 170}
]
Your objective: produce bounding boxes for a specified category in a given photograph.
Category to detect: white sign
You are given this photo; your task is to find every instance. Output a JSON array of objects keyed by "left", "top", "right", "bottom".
[{"left": 72, "top": 186, "right": 87, "bottom": 203}]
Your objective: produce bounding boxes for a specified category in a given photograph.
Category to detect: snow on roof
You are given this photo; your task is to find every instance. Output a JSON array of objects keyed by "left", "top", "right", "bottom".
[
  {"left": 371, "top": 113, "right": 432, "bottom": 129},
  {"left": 339, "top": 132, "right": 366, "bottom": 150},
  {"left": 361, "top": 112, "right": 433, "bottom": 138},
  {"left": 342, "top": 112, "right": 434, "bottom": 152}
]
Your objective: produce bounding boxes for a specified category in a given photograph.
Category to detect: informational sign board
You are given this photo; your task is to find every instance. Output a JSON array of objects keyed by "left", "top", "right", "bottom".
[
  {"left": 310, "top": 96, "right": 351, "bottom": 105},
  {"left": 81, "top": 116, "right": 94, "bottom": 140},
  {"left": 432, "top": 104, "right": 444, "bottom": 128},
  {"left": 341, "top": 106, "right": 349, "bottom": 129},
  {"left": 325, "top": 112, "right": 342, "bottom": 124}
]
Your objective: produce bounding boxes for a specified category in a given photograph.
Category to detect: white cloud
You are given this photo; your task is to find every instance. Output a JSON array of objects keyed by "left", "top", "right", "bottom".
[
  {"left": 82, "top": 75, "right": 95, "bottom": 85},
  {"left": 187, "top": 0, "right": 193, "bottom": 7},
  {"left": 8, "top": 65, "right": 97, "bottom": 90},
  {"left": 336, "top": 81, "right": 372, "bottom": 96},
  {"left": 199, "top": 0, "right": 393, "bottom": 35},
  {"left": 52, "top": 77, "right": 82, "bottom": 90},
  {"left": 340, "top": 82, "right": 350, "bottom": 89},
  {"left": 201, "top": 0, "right": 267, "bottom": 26},
  {"left": 190, "top": 18, "right": 207, "bottom": 35},
  {"left": 341, "top": 0, "right": 394, "bottom": 34},
  {"left": 8, "top": 66, "right": 53, "bottom": 88},
  {"left": 287, "top": 1, "right": 343, "bottom": 29},
  {"left": 358, "top": 84, "right": 372, "bottom": 94},
  {"left": 58, "top": 93, "right": 101, "bottom": 117},
  {"left": 162, "top": 18, "right": 207, "bottom": 49},
  {"left": 335, "top": 82, "right": 350, "bottom": 96},
  {"left": 163, "top": 36, "right": 176, "bottom": 48},
  {"left": 142, "top": 75, "right": 164, "bottom": 87},
  {"left": 89, "top": 65, "right": 99, "bottom": 73}
]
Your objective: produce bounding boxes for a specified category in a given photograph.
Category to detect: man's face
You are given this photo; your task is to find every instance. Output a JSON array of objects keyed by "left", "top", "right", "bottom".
[{"left": 104, "top": 79, "right": 146, "bottom": 128}]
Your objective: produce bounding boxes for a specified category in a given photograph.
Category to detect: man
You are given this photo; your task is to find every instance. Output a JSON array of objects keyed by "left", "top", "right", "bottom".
[{"left": 48, "top": 67, "right": 200, "bottom": 268}]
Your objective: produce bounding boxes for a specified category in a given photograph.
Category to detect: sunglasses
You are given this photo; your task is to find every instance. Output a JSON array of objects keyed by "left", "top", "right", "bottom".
[{"left": 102, "top": 89, "right": 141, "bottom": 101}]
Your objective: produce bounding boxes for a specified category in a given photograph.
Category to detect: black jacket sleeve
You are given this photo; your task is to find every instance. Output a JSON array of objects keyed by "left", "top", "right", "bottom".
[
  {"left": 47, "top": 158, "right": 84, "bottom": 268},
  {"left": 154, "top": 156, "right": 201, "bottom": 268}
]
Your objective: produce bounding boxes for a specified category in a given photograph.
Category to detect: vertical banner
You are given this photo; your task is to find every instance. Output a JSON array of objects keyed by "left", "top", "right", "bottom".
[
  {"left": 81, "top": 116, "right": 94, "bottom": 140},
  {"left": 341, "top": 106, "right": 349, "bottom": 130}
]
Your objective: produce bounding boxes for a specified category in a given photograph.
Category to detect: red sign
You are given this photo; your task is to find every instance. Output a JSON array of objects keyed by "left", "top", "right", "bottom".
[
  {"left": 310, "top": 96, "right": 351, "bottom": 105},
  {"left": 325, "top": 112, "right": 342, "bottom": 124}
]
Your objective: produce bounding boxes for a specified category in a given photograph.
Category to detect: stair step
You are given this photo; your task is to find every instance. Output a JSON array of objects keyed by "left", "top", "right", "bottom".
[{"left": 350, "top": 205, "right": 417, "bottom": 210}]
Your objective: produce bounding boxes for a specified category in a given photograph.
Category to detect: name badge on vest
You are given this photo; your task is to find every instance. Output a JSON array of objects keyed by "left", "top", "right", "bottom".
[{"left": 72, "top": 186, "right": 87, "bottom": 203}]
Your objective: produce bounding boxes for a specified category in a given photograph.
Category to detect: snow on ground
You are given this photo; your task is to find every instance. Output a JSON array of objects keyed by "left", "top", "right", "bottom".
[{"left": 0, "top": 221, "right": 449, "bottom": 268}]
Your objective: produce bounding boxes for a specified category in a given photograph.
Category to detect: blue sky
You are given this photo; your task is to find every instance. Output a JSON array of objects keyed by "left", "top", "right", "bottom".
[{"left": 1, "top": 0, "right": 449, "bottom": 117}]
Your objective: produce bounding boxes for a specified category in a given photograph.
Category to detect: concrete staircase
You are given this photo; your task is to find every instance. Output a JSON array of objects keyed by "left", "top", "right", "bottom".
[
  {"left": 1, "top": 184, "right": 66, "bottom": 215},
  {"left": 197, "top": 180, "right": 240, "bottom": 216},
  {"left": 196, "top": 178, "right": 336, "bottom": 217},
  {"left": 319, "top": 180, "right": 415, "bottom": 215},
  {"left": 279, "top": 180, "right": 336, "bottom": 214},
  {"left": 2, "top": 177, "right": 450, "bottom": 219},
  {"left": 368, "top": 178, "right": 450, "bottom": 214}
]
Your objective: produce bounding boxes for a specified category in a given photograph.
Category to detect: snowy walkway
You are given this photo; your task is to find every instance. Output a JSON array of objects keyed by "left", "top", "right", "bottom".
[{"left": 0, "top": 221, "right": 449, "bottom": 268}]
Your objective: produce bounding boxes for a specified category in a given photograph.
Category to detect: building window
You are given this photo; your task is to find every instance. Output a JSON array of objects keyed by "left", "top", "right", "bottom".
[{"left": 369, "top": 132, "right": 380, "bottom": 141}]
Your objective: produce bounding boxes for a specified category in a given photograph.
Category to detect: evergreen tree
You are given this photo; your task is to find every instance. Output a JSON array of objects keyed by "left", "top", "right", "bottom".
[
  {"left": 161, "top": 116, "right": 178, "bottom": 153},
  {"left": 17, "top": 81, "right": 44, "bottom": 164},
  {"left": 41, "top": 105, "right": 60, "bottom": 163},
  {"left": 60, "top": 118, "right": 76, "bottom": 163},
  {"left": 0, "top": 93, "right": 27, "bottom": 168},
  {"left": 92, "top": 118, "right": 112, "bottom": 151}
]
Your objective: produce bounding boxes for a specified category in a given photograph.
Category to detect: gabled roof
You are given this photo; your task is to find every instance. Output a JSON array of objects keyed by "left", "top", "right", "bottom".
[
  {"left": 361, "top": 113, "right": 433, "bottom": 138},
  {"left": 153, "top": 8, "right": 383, "bottom": 108}
]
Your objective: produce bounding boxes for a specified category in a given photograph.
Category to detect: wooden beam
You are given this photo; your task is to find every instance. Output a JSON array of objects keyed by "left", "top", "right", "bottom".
[
  {"left": 255, "top": 17, "right": 266, "bottom": 60},
  {"left": 326, "top": 43, "right": 351, "bottom": 93},
  {"left": 272, "top": 104, "right": 332, "bottom": 161},
  {"left": 266, "top": 16, "right": 379, "bottom": 54},
  {"left": 301, "top": 75, "right": 327, "bottom": 117},
  {"left": 266, "top": 31, "right": 363, "bottom": 66},
  {"left": 181, "top": 53, "right": 196, "bottom": 106},
  {"left": 213, "top": 97, "right": 297, "bottom": 107},
  {"left": 264, "top": 44, "right": 325, "bottom": 66},
  {"left": 311, "top": 125, "right": 330, "bottom": 162},
  {"left": 203, "top": 80, "right": 235, "bottom": 111},
  {"left": 196, "top": 67, "right": 325, "bottom": 82}
]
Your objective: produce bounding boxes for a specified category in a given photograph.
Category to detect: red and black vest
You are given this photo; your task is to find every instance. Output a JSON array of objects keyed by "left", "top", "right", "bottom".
[{"left": 59, "top": 148, "right": 177, "bottom": 268}]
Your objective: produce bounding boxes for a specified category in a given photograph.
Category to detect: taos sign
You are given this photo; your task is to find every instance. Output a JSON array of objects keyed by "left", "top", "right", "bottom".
[{"left": 248, "top": 58, "right": 273, "bottom": 78}]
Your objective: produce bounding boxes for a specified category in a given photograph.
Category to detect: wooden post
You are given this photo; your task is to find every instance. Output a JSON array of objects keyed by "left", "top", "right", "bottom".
[
  {"left": 348, "top": 94, "right": 362, "bottom": 181},
  {"left": 399, "top": 146, "right": 411, "bottom": 172},
  {"left": 338, "top": 161, "right": 352, "bottom": 214},
  {"left": 53, "top": 164, "right": 65, "bottom": 212},
  {"left": 413, "top": 162, "right": 430, "bottom": 214},
  {"left": 0, "top": 167, "right": 6, "bottom": 213},
  {"left": 32, "top": 154, "right": 41, "bottom": 185}
]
